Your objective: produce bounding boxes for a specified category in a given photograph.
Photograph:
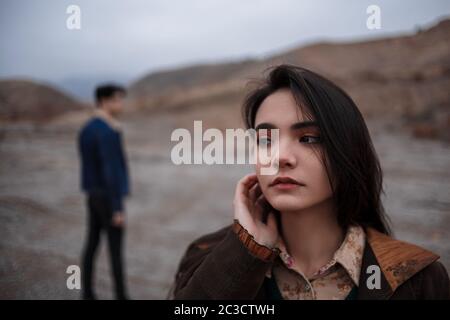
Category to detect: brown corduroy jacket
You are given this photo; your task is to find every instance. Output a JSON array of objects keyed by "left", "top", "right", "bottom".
[{"left": 170, "top": 223, "right": 450, "bottom": 300}]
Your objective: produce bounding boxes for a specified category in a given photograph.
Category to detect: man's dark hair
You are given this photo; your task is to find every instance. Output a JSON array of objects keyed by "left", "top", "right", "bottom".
[
  {"left": 242, "top": 64, "right": 391, "bottom": 235},
  {"left": 95, "top": 84, "right": 126, "bottom": 106}
]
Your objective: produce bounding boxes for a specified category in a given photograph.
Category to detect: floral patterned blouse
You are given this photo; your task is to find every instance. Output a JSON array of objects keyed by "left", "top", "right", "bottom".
[{"left": 267, "top": 225, "right": 366, "bottom": 300}]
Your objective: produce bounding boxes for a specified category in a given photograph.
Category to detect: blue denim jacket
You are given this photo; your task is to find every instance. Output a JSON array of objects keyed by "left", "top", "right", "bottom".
[{"left": 78, "top": 117, "right": 129, "bottom": 212}]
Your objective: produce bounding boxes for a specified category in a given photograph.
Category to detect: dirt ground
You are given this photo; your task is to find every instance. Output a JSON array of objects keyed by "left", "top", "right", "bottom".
[{"left": 0, "top": 110, "right": 449, "bottom": 299}]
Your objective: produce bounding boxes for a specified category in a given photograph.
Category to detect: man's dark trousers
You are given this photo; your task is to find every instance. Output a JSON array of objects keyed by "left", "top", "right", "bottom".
[{"left": 82, "top": 192, "right": 126, "bottom": 300}]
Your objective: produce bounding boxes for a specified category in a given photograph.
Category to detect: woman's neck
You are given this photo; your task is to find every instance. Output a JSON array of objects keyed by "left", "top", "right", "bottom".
[{"left": 280, "top": 198, "right": 344, "bottom": 278}]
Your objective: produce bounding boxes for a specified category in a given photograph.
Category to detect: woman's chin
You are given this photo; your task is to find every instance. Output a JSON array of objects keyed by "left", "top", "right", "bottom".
[{"left": 268, "top": 194, "right": 309, "bottom": 212}]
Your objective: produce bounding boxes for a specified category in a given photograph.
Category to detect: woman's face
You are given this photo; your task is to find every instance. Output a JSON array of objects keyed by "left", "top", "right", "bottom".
[{"left": 254, "top": 88, "right": 333, "bottom": 213}]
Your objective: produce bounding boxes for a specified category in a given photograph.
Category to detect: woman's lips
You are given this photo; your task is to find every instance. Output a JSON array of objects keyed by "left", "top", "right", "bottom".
[
  {"left": 272, "top": 182, "right": 302, "bottom": 190},
  {"left": 269, "top": 176, "right": 305, "bottom": 191}
]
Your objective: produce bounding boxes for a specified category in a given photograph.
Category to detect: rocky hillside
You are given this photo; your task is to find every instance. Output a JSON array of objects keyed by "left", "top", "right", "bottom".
[
  {"left": 1, "top": 19, "right": 448, "bottom": 139},
  {"left": 0, "top": 79, "right": 85, "bottom": 123},
  {"left": 129, "top": 19, "right": 450, "bottom": 140}
]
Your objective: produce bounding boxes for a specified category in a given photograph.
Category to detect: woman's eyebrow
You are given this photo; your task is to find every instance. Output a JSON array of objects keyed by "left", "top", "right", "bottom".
[
  {"left": 290, "top": 121, "right": 318, "bottom": 130},
  {"left": 255, "top": 121, "right": 318, "bottom": 131},
  {"left": 255, "top": 123, "right": 277, "bottom": 131}
]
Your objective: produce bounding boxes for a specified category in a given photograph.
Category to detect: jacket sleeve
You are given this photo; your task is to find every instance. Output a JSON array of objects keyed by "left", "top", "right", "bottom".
[
  {"left": 97, "top": 129, "right": 124, "bottom": 213},
  {"left": 171, "top": 226, "right": 277, "bottom": 299}
]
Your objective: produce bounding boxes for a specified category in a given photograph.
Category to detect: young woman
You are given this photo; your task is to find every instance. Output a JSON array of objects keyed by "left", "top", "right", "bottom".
[{"left": 169, "top": 65, "right": 449, "bottom": 300}]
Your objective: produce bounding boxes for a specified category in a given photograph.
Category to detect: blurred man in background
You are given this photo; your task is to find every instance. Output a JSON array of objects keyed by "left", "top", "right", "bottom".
[{"left": 78, "top": 84, "right": 130, "bottom": 300}]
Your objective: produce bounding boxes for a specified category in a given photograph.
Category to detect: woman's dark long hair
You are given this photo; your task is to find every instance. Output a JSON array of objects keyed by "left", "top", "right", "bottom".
[{"left": 242, "top": 64, "right": 391, "bottom": 235}]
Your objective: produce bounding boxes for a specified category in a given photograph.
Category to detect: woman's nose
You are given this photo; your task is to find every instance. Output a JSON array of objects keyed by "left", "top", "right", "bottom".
[{"left": 277, "top": 140, "right": 297, "bottom": 169}]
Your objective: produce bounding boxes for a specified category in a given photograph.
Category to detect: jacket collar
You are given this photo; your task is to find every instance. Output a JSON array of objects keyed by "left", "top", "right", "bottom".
[
  {"left": 94, "top": 108, "right": 121, "bottom": 131},
  {"left": 357, "top": 227, "right": 439, "bottom": 299}
]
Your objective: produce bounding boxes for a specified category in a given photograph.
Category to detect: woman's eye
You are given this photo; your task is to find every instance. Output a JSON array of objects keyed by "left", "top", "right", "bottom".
[
  {"left": 299, "top": 135, "right": 321, "bottom": 144},
  {"left": 258, "top": 137, "right": 271, "bottom": 146}
]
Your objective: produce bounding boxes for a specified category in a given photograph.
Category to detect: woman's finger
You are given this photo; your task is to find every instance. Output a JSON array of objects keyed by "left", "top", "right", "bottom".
[
  {"left": 248, "top": 183, "right": 262, "bottom": 204},
  {"left": 235, "top": 174, "right": 258, "bottom": 202},
  {"left": 253, "top": 194, "right": 268, "bottom": 221}
]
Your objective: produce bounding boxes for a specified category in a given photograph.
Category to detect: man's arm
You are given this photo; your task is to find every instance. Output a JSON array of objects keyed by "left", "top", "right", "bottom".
[{"left": 97, "top": 129, "right": 125, "bottom": 223}]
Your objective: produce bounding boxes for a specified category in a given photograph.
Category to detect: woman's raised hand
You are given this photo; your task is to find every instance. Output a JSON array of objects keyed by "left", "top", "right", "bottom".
[{"left": 233, "top": 174, "right": 279, "bottom": 248}]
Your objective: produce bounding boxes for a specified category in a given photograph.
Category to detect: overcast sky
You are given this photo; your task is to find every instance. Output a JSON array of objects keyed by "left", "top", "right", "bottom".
[{"left": 1, "top": 0, "right": 449, "bottom": 99}]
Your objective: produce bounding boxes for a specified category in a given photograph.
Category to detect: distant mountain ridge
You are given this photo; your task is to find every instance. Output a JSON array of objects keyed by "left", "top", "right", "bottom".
[
  {"left": 0, "top": 79, "right": 85, "bottom": 123},
  {"left": 129, "top": 18, "right": 450, "bottom": 115},
  {"left": 127, "top": 18, "right": 450, "bottom": 140},
  {"left": 1, "top": 18, "right": 448, "bottom": 139}
]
